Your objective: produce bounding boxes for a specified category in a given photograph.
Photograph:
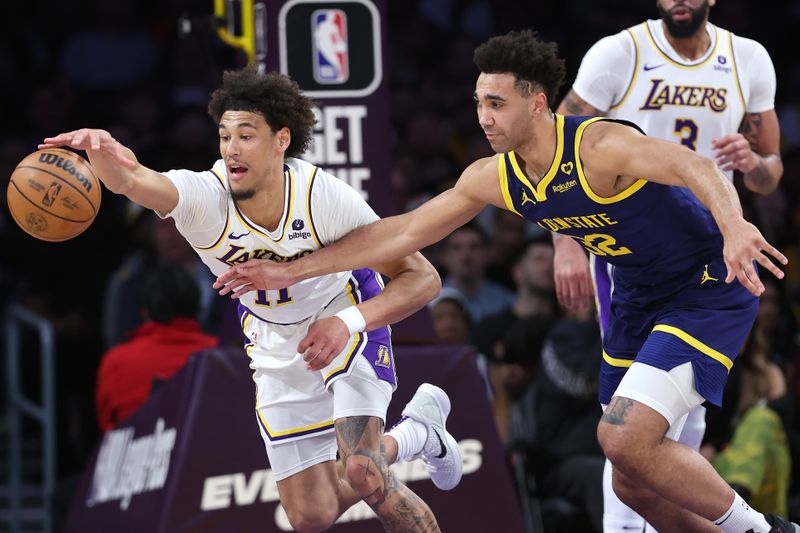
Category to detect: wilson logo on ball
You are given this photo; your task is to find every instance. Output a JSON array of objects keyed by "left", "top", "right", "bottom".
[{"left": 38, "top": 153, "right": 94, "bottom": 193}]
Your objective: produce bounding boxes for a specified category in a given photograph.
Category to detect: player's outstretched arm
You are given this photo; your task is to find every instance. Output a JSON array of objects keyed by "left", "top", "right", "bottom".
[
  {"left": 214, "top": 158, "right": 497, "bottom": 297},
  {"left": 299, "top": 252, "right": 441, "bottom": 371},
  {"left": 40, "top": 128, "right": 178, "bottom": 214},
  {"left": 581, "top": 122, "right": 787, "bottom": 297}
]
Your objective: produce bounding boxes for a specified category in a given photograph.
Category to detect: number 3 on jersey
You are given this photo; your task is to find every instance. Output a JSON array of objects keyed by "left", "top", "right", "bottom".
[
  {"left": 674, "top": 118, "right": 698, "bottom": 151},
  {"left": 255, "top": 288, "right": 293, "bottom": 307}
]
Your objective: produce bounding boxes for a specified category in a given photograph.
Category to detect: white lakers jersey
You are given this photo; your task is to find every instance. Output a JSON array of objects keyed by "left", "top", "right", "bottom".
[
  {"left": 162, "top": 158, "right": 380, "bottom": 325},
  {"left": 572, "top": 20, "right": 776, "bottom": 175}
]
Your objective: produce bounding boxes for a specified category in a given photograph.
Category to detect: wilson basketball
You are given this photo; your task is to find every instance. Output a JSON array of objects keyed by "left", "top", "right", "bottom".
[{"left": 7, "top": 148, "right": 101, "bottom": 241}]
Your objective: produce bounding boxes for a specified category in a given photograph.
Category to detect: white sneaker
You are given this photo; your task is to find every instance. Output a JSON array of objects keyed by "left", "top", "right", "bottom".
[{"left": 401, "top": 383, "right": 463, "bottom": 490}]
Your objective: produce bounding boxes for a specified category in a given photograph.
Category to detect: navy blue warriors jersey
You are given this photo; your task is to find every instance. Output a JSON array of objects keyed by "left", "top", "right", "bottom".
[
  {"left": 500, "top": 114, "right": 758, "bottom": 407},
  {"left": 500, "top": 114, "right": 722, "bottom": 286}
]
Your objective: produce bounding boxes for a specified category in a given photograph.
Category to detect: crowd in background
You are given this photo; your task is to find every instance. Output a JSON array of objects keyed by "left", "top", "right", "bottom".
[{"left": 2, "top": 0, "right": 800, "bottom": 530}]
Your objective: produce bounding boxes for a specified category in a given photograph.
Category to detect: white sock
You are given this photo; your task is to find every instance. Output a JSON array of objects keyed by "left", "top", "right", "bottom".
[
  {"left": 387, "top": 416, "right": 428, "bottom": 462},
  {"left": 714, "top": 491, "right": 770, "bottom": 533},
  {"left": 603, "top": 458, "right": 648, "bottom": 533}
]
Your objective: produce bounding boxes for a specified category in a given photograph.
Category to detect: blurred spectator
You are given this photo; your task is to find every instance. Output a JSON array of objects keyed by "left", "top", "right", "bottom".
[
  {"left": 508, "top": 305, "right": 604, "bottom": 532},
  {"left": 491, "top": 314, "right": 555, "bottom": 442},
  {"left": 428, "top": 286, "right": 473, "bottom": 345},
  {"left": 95, "top": 263, "right": 218, "bottom": 431},
  {"left": 702, "top": 322, "right": 793, "bottom": 517},
  {"left": 103, "top": 208, "right": 227, "bottom": 348},
  {"left": 60, "top": 0, "right": 158, "bottom": 90},
  {"left": 440, "top": 222, "right": 515, "bottom": 323},
  {"left": 473, "top": 236, "right": 558, "bottom": 360},
  {"left": 485, "top": 208, "right": 528, "bottom": 290}
]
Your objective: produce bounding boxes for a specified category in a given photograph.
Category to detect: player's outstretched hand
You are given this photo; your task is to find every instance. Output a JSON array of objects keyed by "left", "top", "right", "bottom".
[
  {"left": 298, "top": 316, "right": 350, "bottom": 371},
  {"left": 712, "top": 134, "right": 759, "bottom": 174},
  {"left": 40, "top": 129, "right": 136, "bottom": 169},
  {"left": 214, "top": 259, "right": 298, "bottom": 298},
  {"left": 553, "top": 235, "right": 594, "bottom": 311},
  {"left": 722, "top": 220, "right": 787, "bottom": 296}
]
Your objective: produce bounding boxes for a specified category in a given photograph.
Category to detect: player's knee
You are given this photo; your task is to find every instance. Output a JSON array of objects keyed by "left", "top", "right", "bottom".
[
  {"left": 597, "top": 420, "right": 641, "bottom": 471},
  {"left": 611, "top": 471, "right": 656, "bottom": 511},
  {"left": 344, "top": 454, "right": 386, "bottom": 506},
  {"left": 283, "top": 501, "right": 338, "bottom": 533}
]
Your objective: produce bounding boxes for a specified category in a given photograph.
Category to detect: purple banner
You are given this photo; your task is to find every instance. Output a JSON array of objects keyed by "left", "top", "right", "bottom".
[
  {"left": 64, "top": 345, "right": 524, "bottom": 532},
  {"left": 256, "top": 0, "right": 395, "bottom": 217}
]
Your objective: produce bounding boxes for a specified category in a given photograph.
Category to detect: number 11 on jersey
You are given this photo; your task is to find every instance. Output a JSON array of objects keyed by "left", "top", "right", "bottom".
[{"left": 255, "top": 288, "right": 293, "bottom": 307}]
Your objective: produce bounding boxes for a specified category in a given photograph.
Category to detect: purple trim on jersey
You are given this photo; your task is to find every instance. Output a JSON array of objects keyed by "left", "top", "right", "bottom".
[
  {"left": 324, "top": 331, "right": 367, "bottom": 385},
  {"left": 237, "top": 303, "right": 250, "bottom": 327},
  {"left": 351, "top": 268, "right": 384, "bottom": 300},
  {"left": 307, "top": 166, "right": 320, "bottom": 244},
  {"left": 593, "top": 256, "right": 613, "bottom": 337},
  {"left": 209, "top": 167, "right": 226, "bottom": 189},
  {"left": 257, "top": 416, "right": 334, "bottom": 443},
  {"left": 232, "top": 167, "right": 292, "bottom": 241},
  {"left": 348, "top": 270, "right": 397, "bottom": 385},
  {"left": 237, "top": 298, "right": 336, "bottom": 326}
]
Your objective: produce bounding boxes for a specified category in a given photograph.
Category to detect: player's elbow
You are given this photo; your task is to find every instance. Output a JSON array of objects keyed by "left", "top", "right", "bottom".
[{"left": 422, "top": 260, "right": 442, "bottom": 303}]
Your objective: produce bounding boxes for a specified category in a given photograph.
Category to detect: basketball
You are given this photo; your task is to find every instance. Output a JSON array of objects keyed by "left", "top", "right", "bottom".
[{"left": 6, "top": 148, "right": 101, "bottom": 242}]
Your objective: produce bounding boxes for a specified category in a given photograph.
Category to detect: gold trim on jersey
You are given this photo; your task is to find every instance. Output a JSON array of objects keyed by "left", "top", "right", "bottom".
[
  {"left": 231, "top": 167, "right": 294, "bottom": 242},
  {"left": 508, "top": 114, "right": 565, "bottom": 203},
  {"left": 256, "top": 405, "right": 334, "bottom": 440},
  {"left": 602, "top": 350, "right": 634, "bottom": 368},
  {"left": 498, "top": 155, "right": 523, "bottom": 216},
  {"left": 574, "top": 118, "right": 648, "bottom": 204},
  {"left": 192, "top": 212, "right": 230, "bottom": 251},
  {"left": 306, "top": 166, "right": 323, "bottom": 247},
  {"left": 209, "top": 167, "right": 226, "bottom": 189},
  {"left": 652, "top": 324, "right": 733, "bottom": 371},
  {"left": 322, "top": 281, "right": 362, "bottom": 382},
  {"left": 609, "top": 28, "right": 640, "bottom": 111},
  {"left": 643, "top": 21, "right": 717, "bottom": 69},
  {"left": 192, "top": 167, "right": 231, "bottom": 251},
  {"left": 728, "top": 31, "right": 746, "bottom": 110}
]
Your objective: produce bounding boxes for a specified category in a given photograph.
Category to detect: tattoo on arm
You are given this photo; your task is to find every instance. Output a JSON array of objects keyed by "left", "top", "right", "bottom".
[
  {"left": 562, "top": 90, "right": 603, "bottom": 116},
  {"left": 739, "top": 113, "right": 763, "bottom": 151},
  {"left": 601, "top": 397, "right": 635, "bottom": 425},
  {"left": 745, "top": 157, "right": 773, "bottom": 188}
]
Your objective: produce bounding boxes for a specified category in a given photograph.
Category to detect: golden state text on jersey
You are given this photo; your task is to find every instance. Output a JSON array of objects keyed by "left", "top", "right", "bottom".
[{"left": 499, "top": 115, "right": 722, "bottom": 287}]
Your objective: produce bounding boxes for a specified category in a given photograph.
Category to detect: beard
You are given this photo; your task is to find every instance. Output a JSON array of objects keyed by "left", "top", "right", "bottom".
[
  {"left": 230, "top": 188, "right": 256, "bottom": 201},
  {"left": 657, "top": 1, "right": 709, "bottom": 38}
]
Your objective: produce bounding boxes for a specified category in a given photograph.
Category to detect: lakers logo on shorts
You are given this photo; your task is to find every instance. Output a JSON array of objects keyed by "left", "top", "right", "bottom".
[{"left": 375, "top": 345, "right": 391, "bottom": 368}]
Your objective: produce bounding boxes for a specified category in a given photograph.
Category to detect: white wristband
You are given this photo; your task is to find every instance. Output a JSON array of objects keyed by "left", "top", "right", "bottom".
[{"left": 334, "top": 306, "right": 366, "bottom": 336}]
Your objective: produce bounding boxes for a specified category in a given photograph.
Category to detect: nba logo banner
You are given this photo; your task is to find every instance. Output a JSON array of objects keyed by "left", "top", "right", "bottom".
[
  {"left": 312, "top": 9, "right": 349, "bottom": 84},
  {"left": 278, "top": 0, "right": 382, "bottom": 98}
]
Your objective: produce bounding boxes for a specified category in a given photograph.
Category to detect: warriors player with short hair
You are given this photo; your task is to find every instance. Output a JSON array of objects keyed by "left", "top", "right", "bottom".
[
  {"left": 214, "top": 30, "right": 793, "bottom": 533},
  {"left": 41, "top": 66, "right": 461, "bottom": 533},
  {"left": 554, "top": 2, "right": 783, "bottom": 530}
]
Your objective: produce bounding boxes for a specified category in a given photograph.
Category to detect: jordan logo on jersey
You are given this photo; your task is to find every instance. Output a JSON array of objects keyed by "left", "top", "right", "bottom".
[
  {"left": 521, "top": 190, "right": 536, "bottom": 206},
  {"left": 375, "top": 345, "right": 391, "bottom": 368},
  {"left": 700, "top": 264, "right": 719, "bottom": 285}
]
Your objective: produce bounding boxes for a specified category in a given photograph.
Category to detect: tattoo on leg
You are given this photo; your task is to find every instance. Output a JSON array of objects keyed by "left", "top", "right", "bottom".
[
  {"left": 601, "top": 398, "right": 634, "bottom": 425},
  {"left": 335, "top": 416, "right": 371, "bottom": 451}
]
